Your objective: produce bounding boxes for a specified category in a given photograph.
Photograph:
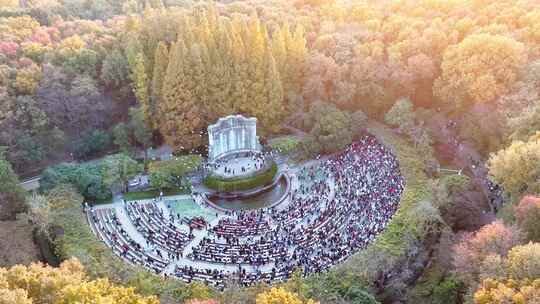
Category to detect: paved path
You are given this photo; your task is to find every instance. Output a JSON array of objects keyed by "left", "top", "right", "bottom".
[{"left": 19, "top": 177, "right": 40, "bottom": 191}]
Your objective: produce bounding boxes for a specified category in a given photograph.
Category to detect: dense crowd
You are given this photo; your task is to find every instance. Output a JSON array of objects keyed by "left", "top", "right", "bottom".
[{"left": 87, "top": 135, "right": 404, "bottom": 287}]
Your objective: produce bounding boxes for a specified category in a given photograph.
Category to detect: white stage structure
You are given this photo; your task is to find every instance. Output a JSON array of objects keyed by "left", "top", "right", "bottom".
[{"left": 208, "top": 115, "right": 261, "bottom": 161}]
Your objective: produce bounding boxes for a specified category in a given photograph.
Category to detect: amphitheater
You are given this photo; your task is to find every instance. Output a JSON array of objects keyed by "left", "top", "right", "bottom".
[{"left": 86, "top": 131, "right": 404, "bottom": 289}]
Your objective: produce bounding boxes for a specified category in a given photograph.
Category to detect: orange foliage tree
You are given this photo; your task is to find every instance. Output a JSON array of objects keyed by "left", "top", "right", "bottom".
[
  {"left": 452, "top": 220, "right": 523, "bottom": 288},
  {"left": 434, "top": 34, "right": 527, "bottom": 109}
]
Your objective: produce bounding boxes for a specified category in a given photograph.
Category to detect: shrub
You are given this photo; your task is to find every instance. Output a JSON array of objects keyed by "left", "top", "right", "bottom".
[
  {"left": 256, "top": 287, "right": 317, "bottom": 304},
  {"left": 347, "top": 286, "right": 380, "bottom": 304},
  {"left": 269, "top": 136, "right": 301, "bottom": 154},
  {"left": 432, "top": 277, "right": 462, "bottom": 304},
  {"left": 39, "top": 162, "right": 111, "bottom": 201}
]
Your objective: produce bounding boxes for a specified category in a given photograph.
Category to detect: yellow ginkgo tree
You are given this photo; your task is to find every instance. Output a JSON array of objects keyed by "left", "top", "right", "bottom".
[{"left": 0, "top": 258, "right": 159, "bottom": 304}]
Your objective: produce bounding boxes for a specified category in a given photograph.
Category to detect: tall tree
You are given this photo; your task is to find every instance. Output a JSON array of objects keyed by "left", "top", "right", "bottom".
[
  {"left": 131, "top": 53, "right": 153, "bottom": 129},
  {"left": 129, "top": 107, "right": 153, "bottom": 162},
  {"left": 0, "top": 150, "right": 26, "bottom": 220},
  {"left": 434, "top": 34, "right": 527, "bottom": 110},
  {"left": 0, "top": 258, "right": 159, "bottom": 304},
  {"left": 260, "top": 45, "right": 284, "bottom": 133},
  {"left": 101, "top": 153, "right": 141, "bottom": 193},
  {"left": 150, "top": 42, "right": 169, "bottom": 130},
  {"left": 514, "top": 196, "right": 540, "bottom": 242},
  {"left": 384, "top": 97, "right": 416, "bottom": 133},
  {"left": 488, "top": 134, "right": 540, "bottom": 199},
  {"left": 452, "top": 220, "right": 523, "bottom": 289},
  {"left": 160, "top": 41, "right": 202, "bottom": 150}
]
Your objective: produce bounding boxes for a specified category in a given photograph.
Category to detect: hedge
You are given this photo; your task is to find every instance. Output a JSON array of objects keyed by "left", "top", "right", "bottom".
[
  {"left": 269, "top": 136, "right": 301, "bottom": 154},
  {"left": 123, "top": 187, "right": 190, "bottom": 201},
  {"left": 203, "top": 162, "right": 278, "bottom": 192}
]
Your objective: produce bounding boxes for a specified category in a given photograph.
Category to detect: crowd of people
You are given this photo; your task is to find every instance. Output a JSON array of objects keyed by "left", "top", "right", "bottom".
[{"left": 87, "top": 135, "right": 404, "bottom": 287}]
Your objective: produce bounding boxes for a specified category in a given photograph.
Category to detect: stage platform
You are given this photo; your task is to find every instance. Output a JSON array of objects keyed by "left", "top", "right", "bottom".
[{"left": 211, "top": 156, "right": 266, "bottom": 179}]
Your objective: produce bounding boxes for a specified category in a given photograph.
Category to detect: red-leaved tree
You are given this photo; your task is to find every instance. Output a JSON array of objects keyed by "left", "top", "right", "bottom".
[
  {"left": 452, "top": 220, "right": 523, "bottom": 288},
  {"left": 514, "top": 196, "right": 540, "bottom": 242}
]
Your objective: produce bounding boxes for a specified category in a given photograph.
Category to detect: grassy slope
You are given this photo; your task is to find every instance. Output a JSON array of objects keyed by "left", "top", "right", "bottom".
[{"left": 0, "top": 218, "right": 41, "bottom": 267}]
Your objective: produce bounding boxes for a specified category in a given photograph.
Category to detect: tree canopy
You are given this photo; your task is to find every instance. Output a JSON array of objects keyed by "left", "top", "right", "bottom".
[{"left": 0, "top": 258, "right": 159, "bottom": 304}]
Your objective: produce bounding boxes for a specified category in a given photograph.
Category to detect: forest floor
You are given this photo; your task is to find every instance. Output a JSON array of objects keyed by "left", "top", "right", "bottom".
[{"left": 0, "top": 217, "right": 41, "bottom": 268}]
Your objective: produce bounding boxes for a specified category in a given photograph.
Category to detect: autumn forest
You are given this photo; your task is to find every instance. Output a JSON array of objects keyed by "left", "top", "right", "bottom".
[{"left": 0, "top": 0, "right": 539, "bottom": 303}]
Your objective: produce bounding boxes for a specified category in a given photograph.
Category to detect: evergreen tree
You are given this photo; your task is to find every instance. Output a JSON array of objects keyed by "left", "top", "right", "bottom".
[
  {"left": 229, "top": 16, "right": 249, "bottom": 113},
  {"left": 245, "top": 14, "right": 267, "bottom": 123},
  {"left": 147, "top": 8, "right": 290, "bottom": 148},
  {"left": 207, "top": 20, "right": 233, "bottom": 118},
  {"left": 151, "top": 41, "right": 169, "bottom": 130},
  {"left": 131, "top": 52, "right": 152, "bottom": 129},
  {"left": 262, "top": 45, "right": 284, "bottom": 133},
  {"left": 271, "top": 26, "right": 287, "bottom": 88},
  {"left": 161, "top": 41, "right": 202, "bottom": 150},
  {"left": 286, "top": 24, "right": 307, "bottom": 94}
]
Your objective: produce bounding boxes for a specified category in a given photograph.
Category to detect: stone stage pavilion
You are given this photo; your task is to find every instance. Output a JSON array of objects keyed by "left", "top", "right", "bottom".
[{"left": 207, "top": 115, "right": 267, "bottom": 179}]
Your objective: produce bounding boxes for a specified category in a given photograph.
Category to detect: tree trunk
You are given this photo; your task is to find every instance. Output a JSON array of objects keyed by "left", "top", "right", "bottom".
[{"left": 143, "top": 146, "right": 148, "bottom": 172}]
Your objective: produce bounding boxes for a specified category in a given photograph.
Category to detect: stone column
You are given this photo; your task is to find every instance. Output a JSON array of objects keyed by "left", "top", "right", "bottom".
[
  {"left": 209, "top": 131, "right": 214, "bottom": 159},
  {"left": 220, "top": 131, "right": 225, "bottom": 156},
  {"left": 241, "top": 128, "right": 247, "bottom": 149},
  {"left": 231, "top": 128, "right": 236, "bottom": 151},
  {"left": 251, "top": 124, "right": 256, "bottom": 150}
]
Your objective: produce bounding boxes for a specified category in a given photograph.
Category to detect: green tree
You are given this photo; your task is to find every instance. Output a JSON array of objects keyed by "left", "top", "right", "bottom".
[
  {"left": 306, "top": 102, "right": 354, "bottom": 154},
  {"left": 0, "top": 150, "right": 26, "bottom": 220},
  {"left": 129, "top": 107, "right": 153, "bottom": 162},
  {"left": 432, "top": 277, "right": 462, "bottom": 304},
  {"left": 384, "top": 97, "right": 415, "bottom": 133},
  {"left": 101, "top": 49, "right": 130, "bottom": 89},
  {"left": 15, "top": 134, "right": 44, "bottom": 163},
  {"left": 113, "top": 122, "right": 133, "bottom": 154},
  {"left": 101, "top": 153, "right": 141, "bottom": 193},
  {"left": 148, "top": 156, "right": 201, "bottom": 190},
  {"left": 488, "top": 134, "right": 540, "bottom": 199},
  {"left": 62, "top": 49, "right": 99, "bottom": 77},
  {"left": 73, "top": 130, "right": 112, "bottom": 160},
  {"left": 507, "top": 102, "right": 540, "bottom": 142},
  {"left": 514, "top": 196, "right": 540, "bottom": 242},
  {"left": 39, "top": 163, "right": 111, "bottom": 201}
]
